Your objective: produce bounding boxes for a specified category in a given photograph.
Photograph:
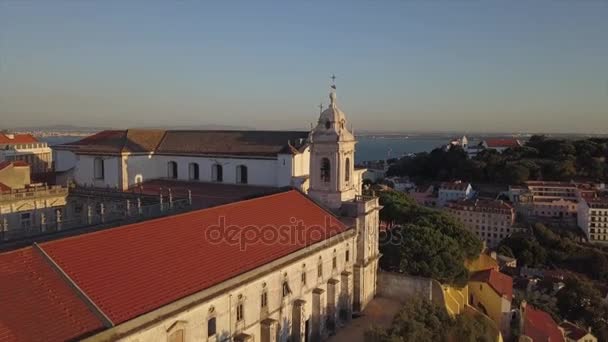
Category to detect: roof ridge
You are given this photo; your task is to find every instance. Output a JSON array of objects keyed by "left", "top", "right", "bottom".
[
  {"left": 32, "top": 243, "right": 114, "bottom": 328},
  {"left": 38, "top": 188, "right": 305, "bottom": 245}
]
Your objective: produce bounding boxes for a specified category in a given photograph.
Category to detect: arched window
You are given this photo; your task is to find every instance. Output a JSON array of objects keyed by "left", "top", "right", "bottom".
[
  {"left": 212, "top": 164, "right": 223, "bottom": 182},
  {"left": 236, "top": 165, "right": 248, "bottom": 184},
  {"left": 94, "top": 158, "right": 104, "bottom": 180},
  {"left": 189, "top": 163, "right": 199, "bottom": 180},
  {"left": 321, "top": 158, "right": 331, "bottom": 183},
  {"left": 345, "top": 157, "right": 351, "bottom": 182},
  {"left": 167, "top": 161, "right": 178, "bottom": 179}
]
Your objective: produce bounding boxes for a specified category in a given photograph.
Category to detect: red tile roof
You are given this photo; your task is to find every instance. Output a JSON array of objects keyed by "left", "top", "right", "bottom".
[
  {"left": 56, "top": 129, "right": 310, "bottom": 156},
  {"left": 559, "top": 321, "right": 590, "bottom": 341},
  {"left": 523, "top": 305, "right": 565, "bottom": 342},
  {"left": 484, "top": 138, "right": 521, "bottom": 148},
  {"left": 0, "top": 133, "right": 38, "bottom": 144},
  {"left": 470, "top": 269, "right": 513, "bottom": 301},
  {"left": 0, "top": 160, "right": 29, "bottom": 171},
  {"left": 39, "top": 190, "right": 347, "bottom": 324},
  {"left": 0, "top": 182, "right": 10, "bottom": 192},
  {"left": 0, "top": 248, "right": 104, "bottom": 341}
]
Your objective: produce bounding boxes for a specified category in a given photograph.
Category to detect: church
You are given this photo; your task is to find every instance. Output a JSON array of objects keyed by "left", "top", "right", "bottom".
[{"left": 0, "top": 88, "right": 381, "bottom": 342}]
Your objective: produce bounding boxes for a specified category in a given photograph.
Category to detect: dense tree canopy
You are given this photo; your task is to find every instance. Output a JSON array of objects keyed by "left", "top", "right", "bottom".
[
  {"left": 387, "top": 135, "right": 608, "bottom": 184},
  {"left": 498, "top": 223, "right": 608, "bottom": 282},
  {"left": 378, "top": 191, "right": 482, "bottom": 286},
  {"left": 365, "top": 298, "right": 496, "bottom": 342}
]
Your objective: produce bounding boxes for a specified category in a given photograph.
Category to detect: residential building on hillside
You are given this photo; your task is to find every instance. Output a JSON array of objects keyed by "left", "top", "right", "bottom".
[
  {"left": 437, "top": 181, "right": 473, "bottom": 207},
  {"left": 578, "top": 196, "right": 608, "bottom": 244},
  {"left": 507, "top": 181, "right": 601, "bottom": 225},
  {"left": 409, "top": 184, "right": 437, "bottom": 207},
  {"left": 0, "top": 87, "right": 381, "bottom": 342},
  {"left": 445, "top": 135, "right": 468, "bottom": 150},
  {"left": 0, "top": 161, "right": 68, "bottom": 241},
  {"left": 481, "top": 138, "right": 522, "bottom": 153},
  {"left": 0, "top": 133, "right": 52, "bottom": 173},
  {"left": 468, "top": 268, "right": 513, "bottom": 339},
  {"left": 559, "top": 321, "right": 597, "bottom": 342},
  {"left": 519, "top": 302, "right": 565, "bottom": 342},
  {"left": 447, "top": 199, "right": 518, "bottom": 248}
]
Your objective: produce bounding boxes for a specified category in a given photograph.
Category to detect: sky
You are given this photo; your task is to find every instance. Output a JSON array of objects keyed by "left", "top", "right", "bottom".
[{"left": 1, "top": 0, "right": 607, "bottom": 134}]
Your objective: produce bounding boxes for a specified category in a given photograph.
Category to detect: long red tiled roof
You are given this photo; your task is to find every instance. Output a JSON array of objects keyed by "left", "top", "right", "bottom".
[
  {"left": 0, "top": 133, "right": 38, "bottom": 144},
  {"left": 523, "top": 305, "right": 565, "bottom": 342},
  {"left": 0, "top": 248, "right": 104, "bottom": 341},
  {"left": 0, "top": 182, "right": 10, "bottom": 192},
  {"left": 39, "top": 190, "right": 347, "bottom": 324},
  {"left": 470, "top": 269, "right": 513, "bottom": 301},
  {"left": 484, "top": 138, "right": 521, "bottom": 148}
]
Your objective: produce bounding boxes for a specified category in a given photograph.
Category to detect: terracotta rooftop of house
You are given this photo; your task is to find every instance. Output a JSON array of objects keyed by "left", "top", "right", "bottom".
[
  {"left": 439, "top": 181, "right": 470, "bottom": 191},
  {"left": 55, "top": 129, "right": 310, "bottom": 157},
  {"left": 0, "top": 190, "right": 348, "bottom": 334},
  {"left": 470, "top": 269, "right": 513, "bottom": 301},
  {"left": 484, "top": 138, "right": 521, "bottom": 148},
  {"left": 0, "top": 133, "right": 39, "bottom": 144},
  {"left": 448, "top": 198, "right": 513, "bottom": 212},
  {"left": 0, "top": 247, "right": 104, "bottom": 341},
  {"left": 523, "top": 304, "right": 565, "bottom": 342},
  {"left": 559, "top": 321, "right": 591, "bottom": 341}
]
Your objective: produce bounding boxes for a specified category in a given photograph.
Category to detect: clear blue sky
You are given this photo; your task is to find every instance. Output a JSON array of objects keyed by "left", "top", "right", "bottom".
[{"left": 1, "top": 0, "right": 607, "bottom": 133}]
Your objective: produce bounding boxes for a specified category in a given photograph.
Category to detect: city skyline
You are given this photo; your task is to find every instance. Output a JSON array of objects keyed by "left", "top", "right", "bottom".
[{"left": 1, "top": 1, "right": 607, "bottom": 133}]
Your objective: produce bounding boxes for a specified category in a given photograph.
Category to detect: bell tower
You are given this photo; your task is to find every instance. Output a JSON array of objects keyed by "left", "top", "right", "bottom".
[{"left": 308, "top": 83, "right": 357, "bottom": 210}]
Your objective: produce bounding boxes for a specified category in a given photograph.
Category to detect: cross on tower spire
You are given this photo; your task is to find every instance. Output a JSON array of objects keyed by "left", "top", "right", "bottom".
[{"left": 330, "top": 74, "right": 337, "bottom": 89}]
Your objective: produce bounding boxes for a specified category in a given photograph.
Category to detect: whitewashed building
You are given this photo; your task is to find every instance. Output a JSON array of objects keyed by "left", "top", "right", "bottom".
[
  {"left": 437, "top": 181, "right": 474, "bottom": 207},
  {"left": 578, "top": 196, "right": 608, "bottom": 244},
  {"left": 54, "top": 130, "right": 312, "bottom": 191}
]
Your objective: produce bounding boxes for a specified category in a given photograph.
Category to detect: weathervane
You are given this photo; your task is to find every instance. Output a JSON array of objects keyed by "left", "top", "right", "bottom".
[
  {"left": 330, "top": 74, "right": 337, "bottom": 89},
  {"left": 319, "top": 102, "right": 323, "bottom": 113}
]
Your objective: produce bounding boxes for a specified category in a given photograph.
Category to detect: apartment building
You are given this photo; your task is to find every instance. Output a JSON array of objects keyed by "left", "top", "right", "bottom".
[
  {"left": 0, "top": 133, "right": 52, "bottom": 174},
  {"left": 578, "top": 196, "right": 608, "bottom": 244},
  {"left": 446, "top": 198, "right": 516, "bottom": 248}
]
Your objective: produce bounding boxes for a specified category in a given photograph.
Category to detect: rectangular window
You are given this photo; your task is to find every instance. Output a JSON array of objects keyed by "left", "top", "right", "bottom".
[
  {"left": 261, "top": 292, "right": 268, "bottom": 308},
  {"left": 317, "top": 263, "right": 323, "bottom": 278},
  {"left": 301, "top": 271, "right": 307, "bottom": 285},
  {"left": 207, "top": 317, "right": 216, "bottom": 337},
  {"left": 345, "top": 250, "right": 350, "bottom": 263},
  {"left": 94, "top": 158, "right": 104, "bottom": 180},
  {"left": 332, "top": 256, "right": 337, "bottom": 269},
  {"left": 20, "top": 213, "right": 32, "bottom": 229},
  {"left": 236, "top": 303, "right": 244, "bottom": 321}
]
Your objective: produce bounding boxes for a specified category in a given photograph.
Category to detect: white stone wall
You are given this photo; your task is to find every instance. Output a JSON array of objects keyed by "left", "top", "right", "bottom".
[
  {"left": 69, "top": 153, "right": 312, "bottom": 190},
  {"left": 74, "top": 155, "right": 122, "bottom": 189},
  {"left": 114, "top": 237, "right": 356, "bottom": 342},
  {"left": 54, "top": 150, "right": 78, "bottom": 172}
]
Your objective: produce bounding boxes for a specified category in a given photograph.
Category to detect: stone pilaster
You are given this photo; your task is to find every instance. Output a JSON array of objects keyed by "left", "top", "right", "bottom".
[
  {"left": 340, "top": 271, "right": 353, "bottom": 323},
  {"left": 327, "top": 278, "right": 340, "bottom": 331},
  {"left": 312, "top": 288, "right": 326, "bottom": 341},
  {"left": 261, "top": 318, "right": 278, "bottom": 342},
  {"left": 292, "top": 299, "right": 306, "bottom": 342}
]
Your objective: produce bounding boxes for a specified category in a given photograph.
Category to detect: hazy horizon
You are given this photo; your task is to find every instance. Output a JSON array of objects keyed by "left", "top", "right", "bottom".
[{"left": 1, "top": 1, "right": 607, "bottom": 133}]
